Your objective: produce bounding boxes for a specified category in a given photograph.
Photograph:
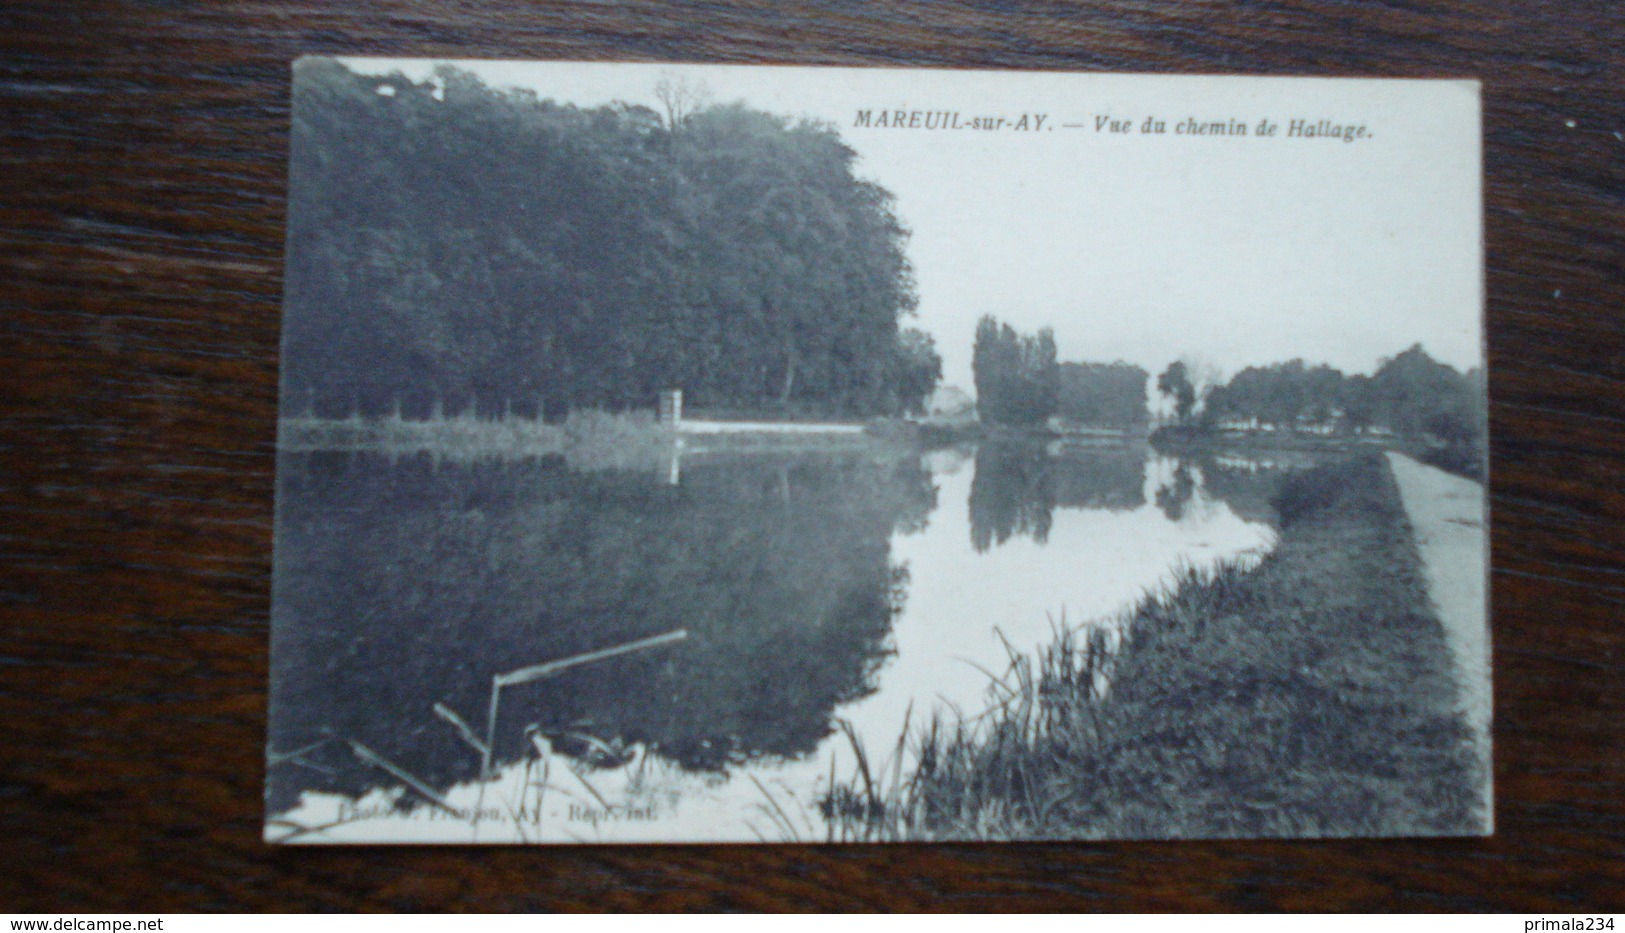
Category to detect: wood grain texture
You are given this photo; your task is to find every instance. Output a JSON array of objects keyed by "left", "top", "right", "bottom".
[{"left": 1, "top": 0, "right": 1620, "bottom": 913}]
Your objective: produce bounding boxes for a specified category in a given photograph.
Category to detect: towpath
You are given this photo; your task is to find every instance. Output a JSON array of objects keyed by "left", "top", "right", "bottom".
[
  {"left": 1385, "top": 452, "right": 1492, "bottom": 824},
  {"left": 678, "top": 420, "right": 865, "bottom": 435}
]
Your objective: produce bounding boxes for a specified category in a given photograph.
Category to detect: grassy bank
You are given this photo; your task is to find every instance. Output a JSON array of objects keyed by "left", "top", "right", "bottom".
[
  {"left": 1151, "top": 424, "right": 1486, "bottom": 482},
  {"left": 1150, "top": 424, "right": 1378, "bottom": 455},
  {"left": 278, "top": 409, "right": 680, "bottom": 469},
  {"left": 834, "top": 452, "right": 1484, "bottom": 840},
  {"left": 279, "top": 409, "right": 905, "bottom": 470}
]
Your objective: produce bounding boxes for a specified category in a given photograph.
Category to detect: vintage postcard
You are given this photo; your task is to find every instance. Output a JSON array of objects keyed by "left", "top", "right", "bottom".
[{"left": 267, "top": 60, "right": 1489, "bottom": 844}]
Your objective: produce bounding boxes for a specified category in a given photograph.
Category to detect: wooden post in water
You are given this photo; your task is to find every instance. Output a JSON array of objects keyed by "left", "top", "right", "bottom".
[
  {"left": 665, "top": 442, "right": 682, "bottom": 486},
  {"left": 658, "top": 390, "right": 683, "bottom": 484},
  {"left": 658, "top": 388, "right": 682, "bottom": 428}
]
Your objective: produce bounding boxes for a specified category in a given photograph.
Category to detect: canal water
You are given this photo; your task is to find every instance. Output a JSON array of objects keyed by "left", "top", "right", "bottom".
[{"left": 267, "top": 440, "right": 1281, "bottom": 842}]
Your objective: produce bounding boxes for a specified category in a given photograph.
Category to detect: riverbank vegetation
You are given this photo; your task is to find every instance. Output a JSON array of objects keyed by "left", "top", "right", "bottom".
[
  {"left": 285, "top": 59, "right": 936, "bottom": 422},
  {"left": 1156, "top": 345, "right": 1486, "bottom": 478},
  {"left": 279, "top": 408, "right": 676, "bottom": 469},
  {"left": 826, "top": 452, "right": 1484, "bottom": 840},
  {"left": 279, "top": 406, "right": 916, "bottom": 474}
]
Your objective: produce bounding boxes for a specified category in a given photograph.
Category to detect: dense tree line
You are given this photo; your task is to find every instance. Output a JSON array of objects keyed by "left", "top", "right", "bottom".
[
  {"left": 1203, "top": 359, "right": 1344, "bottom": 430},
  {"left": 283, "top": 60, "right": 930, "bottom": 420},
  {"left": 972, "top": 316, "right": 1059, "bottom": 426},
  {"left": 894, "top": 329, "right": 945, "bottom": 417},
  {"left": 1195, "top": 345, "right": 1485, "bottom": 448},
  {"left": 973, "top": 317, "right": 1149, "bottom": 430},
  {"left": 1058, "top": 361, "right": 1150, "bottom": 430}
]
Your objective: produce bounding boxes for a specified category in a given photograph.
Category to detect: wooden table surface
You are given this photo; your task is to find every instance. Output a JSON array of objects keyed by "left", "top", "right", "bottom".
[{"left": 2, "top": 0, "right": 1621, "bottom": 913}]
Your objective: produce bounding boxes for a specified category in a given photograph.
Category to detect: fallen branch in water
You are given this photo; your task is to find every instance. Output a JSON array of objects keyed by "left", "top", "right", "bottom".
[
  {"left": 494, "top": 629, "right": 689, "bottom": 689},
  {"left": 482, "top": 629, "right": 690, "bottom": 781}
]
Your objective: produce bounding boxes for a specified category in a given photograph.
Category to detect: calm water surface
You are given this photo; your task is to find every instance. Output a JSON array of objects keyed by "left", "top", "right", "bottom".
[{"left": 268, "top": 440, "right": 1280, "bottom": 842}]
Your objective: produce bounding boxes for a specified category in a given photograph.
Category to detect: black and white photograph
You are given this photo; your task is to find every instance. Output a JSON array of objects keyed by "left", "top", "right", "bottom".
[{"left": 265, "top": 60, "right": 1489, "bottom": 844}]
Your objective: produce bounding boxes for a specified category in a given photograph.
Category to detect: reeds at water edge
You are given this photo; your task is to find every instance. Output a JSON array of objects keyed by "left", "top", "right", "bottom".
[
  {"left": 819, "top": 563, "right": 1261, "bottom": 842},
  {"left": 267, "top": 630, "right": 687, "bottom": 843}
]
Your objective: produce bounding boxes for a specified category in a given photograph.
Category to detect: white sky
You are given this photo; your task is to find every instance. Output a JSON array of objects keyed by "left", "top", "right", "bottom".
[{"left": 341, "top": 59, "right": 1484, "bottom": 392}]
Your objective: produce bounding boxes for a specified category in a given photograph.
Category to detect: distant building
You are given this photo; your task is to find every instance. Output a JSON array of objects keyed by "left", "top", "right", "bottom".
[{"left": 927, "top": 385, "right": 975, "bottom": 421}]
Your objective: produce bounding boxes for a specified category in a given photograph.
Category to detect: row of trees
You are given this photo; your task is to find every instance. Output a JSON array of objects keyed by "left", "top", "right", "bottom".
[
  {"left": 971, "top": 317, "right": 1060, "bottom": 426},
  {"left": 284, "top": 60, "right": 937, "bottom": 420},
  {"left": 970, "top": 309, "right": 1479, "bottom": 454},
  {"left": 1160, "top": 345, "right": 1484, "bottom": 446},
  {"left": 1062, "top": 361, "right": 1151, "bottom": 430},
  {"left": 972, "top": 316, "right": 1150, "bottom": 429}
]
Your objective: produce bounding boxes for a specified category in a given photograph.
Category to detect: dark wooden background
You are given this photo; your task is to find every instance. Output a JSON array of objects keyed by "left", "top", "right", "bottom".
[{"left": 2, "top": 0, "right": 1621, "bottom": 913}]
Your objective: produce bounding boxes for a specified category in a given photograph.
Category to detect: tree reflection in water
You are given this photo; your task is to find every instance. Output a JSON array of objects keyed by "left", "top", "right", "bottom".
[
  {"left": 968, "top": 442, "right": 1147, "bottom": 552},
  {"left": 1155, "top": 462, "right": 1196, "bottom": 521},
  {"left": 268, "top": 440, "right": 1298, "bottom": 821},
  {"left": 268, "top": 449, "right": 936, "bottom": 815}
]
